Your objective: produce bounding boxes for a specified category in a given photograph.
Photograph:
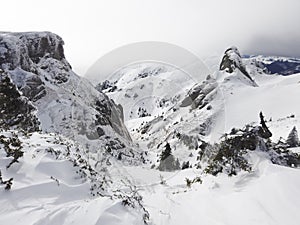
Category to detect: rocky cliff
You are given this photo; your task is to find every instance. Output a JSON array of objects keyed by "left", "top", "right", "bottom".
[{"left": 0, "top": 32, "right": 142, "bottom": 164}]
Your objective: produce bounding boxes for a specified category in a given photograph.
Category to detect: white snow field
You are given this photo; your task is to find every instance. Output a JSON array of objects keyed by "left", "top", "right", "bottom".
[
  {"left": 1, "top": 131, "right": 300, "bottom": 225},
  {"left": 0, "top": 132, "right": 143, "bottom": 225},
  {"left": 124, "top": 153, "right": 300, "bottom": 225}
]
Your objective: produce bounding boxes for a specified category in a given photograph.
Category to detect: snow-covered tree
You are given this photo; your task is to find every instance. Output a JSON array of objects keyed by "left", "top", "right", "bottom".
[
  {"left": 287, "top": 126, "right": 299, "bottom": 147},
  {"left": 160, "top": 143, "right": 172, "bottom": 161},
  {"left": 158, "top": 143, "right": 180, "bottom": 171}
]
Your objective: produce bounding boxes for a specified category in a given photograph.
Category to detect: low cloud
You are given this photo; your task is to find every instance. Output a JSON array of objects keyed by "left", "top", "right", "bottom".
[
  {"left": 244, "top": 35, "right": 300, "bottom": 57},
  {"left": 1, "top": 0, "right": 300, "bottom": 75}
]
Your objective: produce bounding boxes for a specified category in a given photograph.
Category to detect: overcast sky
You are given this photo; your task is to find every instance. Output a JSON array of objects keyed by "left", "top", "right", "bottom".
[{"left": 1, "top": 0, "right": 300, "bottom": 75}]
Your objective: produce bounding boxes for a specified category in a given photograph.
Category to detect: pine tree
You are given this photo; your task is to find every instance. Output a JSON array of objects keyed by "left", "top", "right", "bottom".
[
  {"left": 287, "top": 126, "right": 299, "bottom": 147},
  {"left": 175, "top": 158, "right": 181, "bottom": 170},
  {"left": 158, "top": 143, "right": 179, "bottom": 171},
  {"left": 160, "top": 143, "right": 172, "bottom": 161}
]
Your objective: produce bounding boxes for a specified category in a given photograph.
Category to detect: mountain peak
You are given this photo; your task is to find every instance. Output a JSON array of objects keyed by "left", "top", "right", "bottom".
[
  {"left": 220, "top": 46, "right": 255, "bottom": 83},
  {"left": 0, "top": 32, "right": 67, "bottom": 72}
]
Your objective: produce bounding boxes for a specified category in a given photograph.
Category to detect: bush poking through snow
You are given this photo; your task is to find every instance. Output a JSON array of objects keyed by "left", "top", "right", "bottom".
[
  {"left": 0, "top": 132, "right": 24, "bottom": 169},
  {"left": 159, "top": 174, "right": 166, "bottom": 185},
  {"left": 185, "top": 176, "right": 202, "bottom": 188},
  {"left": 116, "top": 183, "right": 150, "bottom": 224},
  {"left": 0, "top": 170, "right": 13, "bottom": 190}
]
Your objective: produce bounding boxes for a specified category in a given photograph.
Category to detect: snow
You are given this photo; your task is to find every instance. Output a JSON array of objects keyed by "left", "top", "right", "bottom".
[
  {"left": 1, "top": 31, "right": 300, "bottom": 225},
  {"left": 105, "top": 63, "right": 196, "bottom": 121},
  {"left": 119, "top": 153, "right": 300, "bottom": 225},
  {"left": 83, "top": 55, "right": 300, "bottom": 224},
  {"left": 1, "top": 131, "right": 300, "bottom": 225},
  {"left": 224, "top": 73, "right": 300, "bottom": 141},
  {"left": 0, "top": 131, "right": 144, "bottom": 225},
  {"left": 250, "top": 55, "right": 300, "bottom": 65},
  {"left": 97, "top": 56, "right": 300, "bottom": 168}
]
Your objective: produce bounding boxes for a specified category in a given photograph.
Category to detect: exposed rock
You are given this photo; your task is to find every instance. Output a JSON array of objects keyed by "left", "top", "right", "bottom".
[
  {"left": 95, "top": 96, "right": 131, "bottom": 141},
  {"left": 9, "top": 68, "right": 46, "bottom": 102},
  {"left": 176, "top": 133, "right": 199, "bottom": 150},
  {"left": 0, "top": 32, "right": 72, "bottom": 101},
  {"left": 95, "top": 80, "right": 117, "bottom": 92},
  {"left": 0, "top": 32, "right": 68, "bottom": 72},
  {"left": 0, "top": 70, "right": 40, "bottom": 132},
  {"left": 220, "top": 46, "right": 255, "bottom": 82},
  {"left": 180, "top": 75, "right": 218, "bottom": 109},
  {"left": 0, "top": 31, "right": 138, "bottom": 164}
]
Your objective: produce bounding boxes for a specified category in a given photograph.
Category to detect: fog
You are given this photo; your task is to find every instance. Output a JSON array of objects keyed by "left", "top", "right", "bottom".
[{"left": 1, "top": 0, "right": 299, "bottom": 75}]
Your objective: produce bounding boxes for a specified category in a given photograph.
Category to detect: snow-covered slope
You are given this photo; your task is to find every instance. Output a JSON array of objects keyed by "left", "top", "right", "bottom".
[
  {"left": 0, "top": 32, "right": 149, "bottom": 224},
  {"left": 1, "top": 31, "right": 300, "bottom": 225},
  {"left": 0, "top": 32, "right": 146, "bottom": 165},
  {"left": 92, "top": 46, "right": 300, "bottom": 224},
  {"left": 123, "top": 151, "right": 300, "bottom": 225},
  {"left": 0, "top": 130, "right": 145, "bottom": 225},
  {"left": 98, "top": 46, "right": 300, "bottom": 168},
  {"left": 97, "top": 63, "right": 196, "bottom": 122}
]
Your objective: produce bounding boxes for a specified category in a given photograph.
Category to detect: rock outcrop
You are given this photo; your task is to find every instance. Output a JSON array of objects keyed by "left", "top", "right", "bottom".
[
  {"left": 220, "top": 46, "right": 255, "bottom": 82},
  {"left": 0, "top": 32, "right": 139, "bottom": 164},
  {"left": 0, "top": 70, "right": 40, "bottom": 132},
  {"left": 180, "top": 75, "right": 218, "bottom": 110}
]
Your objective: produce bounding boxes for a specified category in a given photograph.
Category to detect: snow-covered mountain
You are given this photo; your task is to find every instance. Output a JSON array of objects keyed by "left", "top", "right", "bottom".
[
  {"left": 0, "top": 32, "right": 145, "bottom": 163},
  {"left": 94, "top": 45, "right": 300, "bottom": 224},
  {"left": 1, "top": 32, "right": 300, "bottom": 225},
  {"left": 0, "top": 32, "right": 149, "bottom": 224},
  {"left": 98, "top": 46, "right": 300, "bottom": 169}
]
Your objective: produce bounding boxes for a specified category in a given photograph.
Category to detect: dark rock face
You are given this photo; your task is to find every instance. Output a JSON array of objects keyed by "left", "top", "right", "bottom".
[
  {"left": 180, "top": 75, "right": 218, "bottom": 110},
  {"left": 0, "top": 70, "right": 40, "bottom": 132},
  {"left": 0, "top": 32, "right": 136, "bottom": 166},
  {"left": 0, "top": 32, "right": 67, "bottom": 71},
  {"left": 95, "top": 80, "right": 117, "bottom": 93},
  {"left": 95, "top": 96, "right": 132, "bottom": 141},
  {"left": 0, "top": 32, "right": 72, "bottom": 102},
  {"left": 20, "top": 34, "right": 65, "bottom": 63},
  {"left": 9, "top": 68, "right": 46, "bottom": 102},
  {"left": 220, "top": 46, "right": 254, "bottom": 82}
]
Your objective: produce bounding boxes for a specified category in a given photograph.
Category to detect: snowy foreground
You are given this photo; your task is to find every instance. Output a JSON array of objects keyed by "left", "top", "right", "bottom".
[
  {"left": 1, "top": 131, "right": 299, "bottom": 225},
  {"left": 0, "top": 132, "right": 142, "bottom": 225},
  {"left": 127, "top": 157, "right": 300, "bottom": 225}
]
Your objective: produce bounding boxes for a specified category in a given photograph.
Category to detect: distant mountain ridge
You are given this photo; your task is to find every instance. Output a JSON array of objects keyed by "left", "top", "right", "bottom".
[{"left": 243, "top": 55, "right": 300, "bottom": 75}]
